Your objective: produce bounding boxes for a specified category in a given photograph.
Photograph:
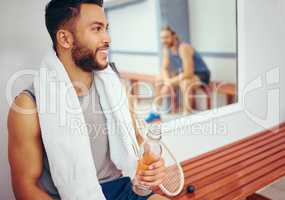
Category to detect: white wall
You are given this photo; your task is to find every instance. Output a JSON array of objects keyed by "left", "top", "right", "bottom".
[
  {"left": 0, "top": 1, "right": 50, "bottom": 199},
  {"left": 107, "top": 0, "right": 160, "bottom": 75},
  {"left": 111, "top": 54, "right": 160, "bottom": 74},
  {"left": 0, "top": 0, "right": 284, "bottom": 199},
  {"left": 188, "top": 0, "right": 237, "bottom": 83}
]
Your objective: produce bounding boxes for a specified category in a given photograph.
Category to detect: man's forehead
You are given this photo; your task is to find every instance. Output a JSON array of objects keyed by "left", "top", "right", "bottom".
[
  {"left": 78, "top": 3, "right": 108, "bottom": 25},
  {"left": 161, "top": 31, "right": 171, "bottom": 37}
]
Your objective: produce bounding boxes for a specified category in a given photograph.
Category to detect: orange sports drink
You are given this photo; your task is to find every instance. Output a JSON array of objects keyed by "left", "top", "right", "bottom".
[
  {"left": 137, "top": 150, "right": 160, "bottom": 173},
  {"left": 132, "top": 124, "right": 163, "bottom": 196}
]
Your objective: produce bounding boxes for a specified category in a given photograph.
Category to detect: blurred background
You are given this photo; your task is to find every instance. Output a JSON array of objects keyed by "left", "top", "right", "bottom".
[{"left": 105, "top": 0, "right": 237, "bottom": 122}]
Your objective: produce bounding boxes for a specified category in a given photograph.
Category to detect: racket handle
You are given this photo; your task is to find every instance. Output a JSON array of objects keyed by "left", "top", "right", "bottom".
[{"left": 187, "top": 185, "right": 196, "bottom": 193}]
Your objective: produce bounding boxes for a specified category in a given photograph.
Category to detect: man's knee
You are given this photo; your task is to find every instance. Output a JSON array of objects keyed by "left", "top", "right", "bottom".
[
  {"left": 179, "top": 76, "right": 201, "bottom": 93},
  {"left": 160, "top": 85, "right": 172, "bottom": 96},
  {"left": 179, "top": 80, "right": 192, "bottom": 94},
  {"left": 148, "top": 194, "right": 170, "bottom": 200}
]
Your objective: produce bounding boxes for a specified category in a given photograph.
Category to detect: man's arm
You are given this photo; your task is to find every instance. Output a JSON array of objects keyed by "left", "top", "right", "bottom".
[
  {"left": 161, "top": 47, "right": 171, "bottom": 81},
  {"left": 7, "top": 93, "right": 53, "bottom": 200},
  {"left": 169, "top": 43, "right": 195, "bottom": 86}
]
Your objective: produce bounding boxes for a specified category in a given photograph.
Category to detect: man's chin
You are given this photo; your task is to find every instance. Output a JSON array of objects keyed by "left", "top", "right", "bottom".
[
  {"left": 96, "top": 62, "right": 109, "bottom": 71},
  {"left": 167, "top": 44, "right": 173, "bottom": 48},
  {"left": 163, "top": 44, "right": 171, "bottom": 48}
]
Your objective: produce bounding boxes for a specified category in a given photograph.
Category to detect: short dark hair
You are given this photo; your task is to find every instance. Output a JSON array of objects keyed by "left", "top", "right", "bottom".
[{"left": 45, "top": 0, "right": 104, "bottom": 52}]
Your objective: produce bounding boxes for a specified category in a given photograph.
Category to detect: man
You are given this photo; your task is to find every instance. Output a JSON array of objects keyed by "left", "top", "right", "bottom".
[
  {"left": 146, "top": 26, "right": 210, "bottom": 120},
  {"left": 7, "top": 0, "right": 168, "bottom": 199}
]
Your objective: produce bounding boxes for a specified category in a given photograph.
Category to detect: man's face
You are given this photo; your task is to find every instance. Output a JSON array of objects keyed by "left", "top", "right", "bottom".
[
  {"left": 160, "top": 30, "right": 174, "bottom": 48},
  {"left": 71, "top": 4, "right": 110, "bottom": 72}
]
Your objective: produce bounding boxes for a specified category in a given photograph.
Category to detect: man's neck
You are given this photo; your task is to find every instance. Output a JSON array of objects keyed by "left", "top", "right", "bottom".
[
  {"left": 58, "top": 52, "right": 93, "bottom": 97},
  {"left": 170, "top": 39, "right": 179, "bottom": 53}
]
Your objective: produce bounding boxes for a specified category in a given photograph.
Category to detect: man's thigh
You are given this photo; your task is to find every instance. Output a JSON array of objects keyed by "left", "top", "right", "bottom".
[{"left": 148, "top": 194, "right": 170, "bottom": 200}]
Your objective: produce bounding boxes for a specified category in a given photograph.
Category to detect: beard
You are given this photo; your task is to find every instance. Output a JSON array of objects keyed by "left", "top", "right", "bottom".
[
  {"left": 164, "top": 40, "right": 175, "bottom": 48},
  {"left": 71, "top": 37, "right": 109, "bottom": 72}
]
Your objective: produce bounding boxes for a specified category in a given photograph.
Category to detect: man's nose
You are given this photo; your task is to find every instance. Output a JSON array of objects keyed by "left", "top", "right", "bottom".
[{"left": 102, "top": 32, "right": 111, "bottom": 45}]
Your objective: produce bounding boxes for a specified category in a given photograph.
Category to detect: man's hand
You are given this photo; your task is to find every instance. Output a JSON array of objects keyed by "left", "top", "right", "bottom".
[{"left": 137, "top": 158, "right": 166, "bottom": 188}]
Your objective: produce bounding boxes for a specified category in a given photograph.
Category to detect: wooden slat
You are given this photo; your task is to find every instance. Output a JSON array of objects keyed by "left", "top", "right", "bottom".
[
  {"left": 184, "top": 131, "right": 285, "bottom": 180},
  {"left": 220, "top": 165, "right": 285, "bottom": 200},
  {"left": 218, "top": 164, "right": 285, "bottom": 200},
  {"left": 188, "top": 150, "right": 285, "bottom": 199},
  {"left": 188, "top": 140, "right": 285, "bottom": 188},
  {"left": 119, "top": 71, "right": 157, "bottom": 83},
  {"left": 246, "top": 194, "right": 271, "bottom": 200},
  {"left": 176, "top": 156, "right": 285, "bottom": 200},
  {"left": 165, "top": 123, "right": 285, "bottom": 200},
  {"left": 175, "top": 147, "right": 285, "bottom": 199},
  {"left": 189, "top": 142, "right": 285, "bottom": 189},
  {"left": 210, "top": 82, "right": 236, "bottom": 96}
]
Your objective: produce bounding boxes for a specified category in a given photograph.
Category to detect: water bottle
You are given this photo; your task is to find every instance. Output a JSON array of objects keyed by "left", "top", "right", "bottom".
[{"left": 132, "top": 124, "right": 162, "bottom": 196}]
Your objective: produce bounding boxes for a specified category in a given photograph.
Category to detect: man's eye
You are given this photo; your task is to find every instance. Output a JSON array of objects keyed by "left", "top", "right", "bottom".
[{"left": 92, "top": 26, "right": 102, "bottom": 32}]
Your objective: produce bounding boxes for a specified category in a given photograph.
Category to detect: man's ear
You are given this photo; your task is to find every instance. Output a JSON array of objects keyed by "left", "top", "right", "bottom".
[{"left": 56, "top": 29, "right": 74, "bottom": 49}]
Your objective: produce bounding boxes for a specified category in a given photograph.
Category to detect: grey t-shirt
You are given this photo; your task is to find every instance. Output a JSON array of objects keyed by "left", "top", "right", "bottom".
[{"left": 18, "top": 79, "right": 122, "bottom": 199}]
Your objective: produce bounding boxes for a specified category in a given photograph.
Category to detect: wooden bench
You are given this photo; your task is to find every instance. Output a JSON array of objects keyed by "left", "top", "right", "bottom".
[
  {"left": 119, "top": 71, "right": 157, "bottom": 99},
  {"left": 120, "top": 71, "right": 157, "bottom": 85},
  {"left": 119, "top": 71, "right": 237, "bottom": 111},
  {"left": 154, "top": 122, "right": 285, "bottom": 200},
  {"left": 210, "top": 81, "right": 237, "bottom": 105}
]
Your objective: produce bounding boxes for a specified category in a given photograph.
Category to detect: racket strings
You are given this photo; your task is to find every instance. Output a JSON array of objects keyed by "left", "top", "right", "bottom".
[
  {"left": 161, "top": 165, "right": 184, "bottom": 193},
  {"left": 159, "top": 142, "right": 185, "bottom": 196}
]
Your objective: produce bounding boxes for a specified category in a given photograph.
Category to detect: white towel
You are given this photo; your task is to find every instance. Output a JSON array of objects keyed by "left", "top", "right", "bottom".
[{"left": 33, "top": 50, "right": 139, "bottom": 200}]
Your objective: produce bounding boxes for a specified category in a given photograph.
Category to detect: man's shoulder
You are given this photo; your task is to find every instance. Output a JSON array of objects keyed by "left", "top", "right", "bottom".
[
  {"left": 15, "top": 91, "right": 36, "bottom": 107},
  {"left": 9, "top": 90, "right": 38, "bottom": 117},
  {"left": 7, "top": 90, "right": 40, "bottom": 141},
  {"left": 179, "top": 42, "right": 194, "bottom": 55},
  {"left": 179, "top": 42, "right": 193, "bottom": 50},
  {"left": 8, "top": 84, "right": 38, "bottom": 121}
]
